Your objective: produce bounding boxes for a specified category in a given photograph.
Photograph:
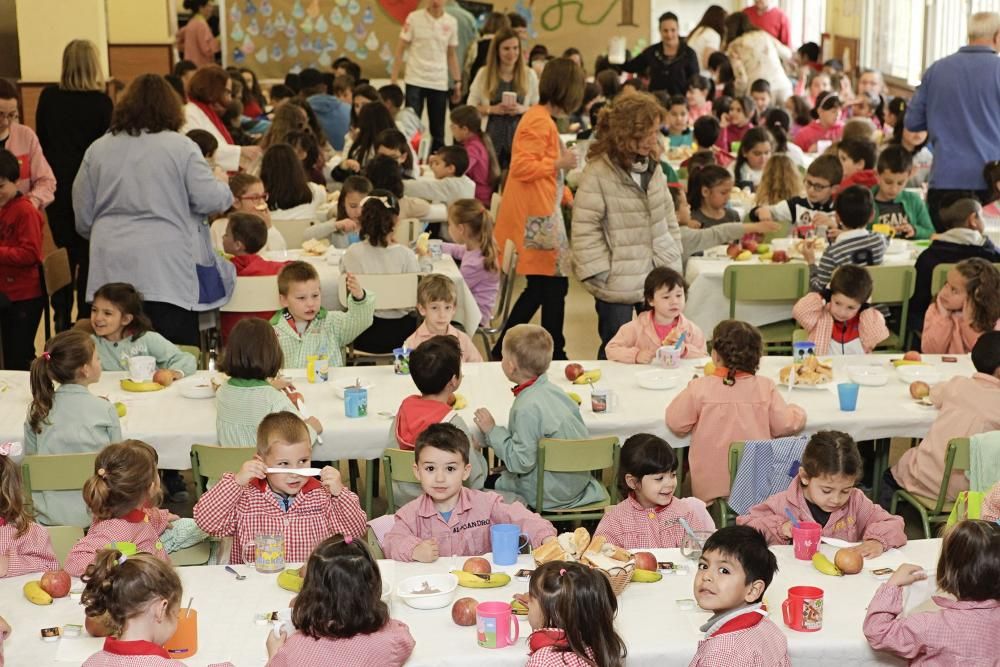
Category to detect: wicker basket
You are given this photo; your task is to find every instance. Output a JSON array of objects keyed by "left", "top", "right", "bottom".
[{"left": 534, "top": 557, "right": 635, "bottom": 596}]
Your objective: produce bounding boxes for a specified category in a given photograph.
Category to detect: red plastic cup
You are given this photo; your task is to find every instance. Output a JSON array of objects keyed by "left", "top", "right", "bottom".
[
  {"left": 791, "top": 521, "right": 822, "bottom": 560},
  {"left": 782, "top": 586, "right": 824, "bottom": 631}
]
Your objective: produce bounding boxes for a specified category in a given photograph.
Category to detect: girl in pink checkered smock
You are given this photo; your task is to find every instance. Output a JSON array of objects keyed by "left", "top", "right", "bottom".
[
  {"left": 864, "top": 520, "right": 1000, "bottom": 666},
  {"left": 518, "top": 561, "right": 626, "bottom": 667},
  {"left": 265, "top": 534, "right": 415, "bottom": 667},
  {"left": 0, "top": 441, "right": 59, "bottom": 577}
]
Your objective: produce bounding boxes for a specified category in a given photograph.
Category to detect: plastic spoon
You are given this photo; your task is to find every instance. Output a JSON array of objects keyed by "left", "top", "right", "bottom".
[
  {"left": 265, "top": 468, "right": 323, "bottom": 476},
  {"left": 673, "top": 332, "right": 687, "bottom": 350},
  {"left": 784, "top": 508, "right": 801, "bottom": 529}
]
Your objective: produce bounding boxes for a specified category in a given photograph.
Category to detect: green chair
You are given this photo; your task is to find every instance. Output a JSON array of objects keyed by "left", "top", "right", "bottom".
[
  {"left": 382, "top": 448, "right": 418, "bottom": 515},
  {"left": 178, "top": 344, "right": 204, "bottom": 370},
  {"left": 722, "top": 264, "right": 809, "bottom": 353},
  {"left": 536, "top": 437, "right": 619, "bottom": 524},
  {"left": 891, "top": 437, "right": 969, "bottom": 540},
  {"left": 44, "top": 525, "right": 84, "bottom": 566},
  {"left": 365, "top": 525, "right": 385, "bottom": 560},
  {"left": 867, "top": 265, "right": 916, "bottom": 352},
  {"left": 21, "top": 452, "right": 98, "bottom": 518},
  {"left": 715, "top": 442, "right": 746, "bottom": 527},
  {"left": 189, "top": 445, "right": 256, "bottom": 498}
]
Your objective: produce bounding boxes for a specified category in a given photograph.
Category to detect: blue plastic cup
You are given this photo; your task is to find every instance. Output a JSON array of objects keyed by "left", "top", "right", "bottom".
[
  {"left": 490, "top": 524, "right": 529, "bottom": 566},
  {"left": 837, "top": 382, "right": 860, "bottom": 412}
]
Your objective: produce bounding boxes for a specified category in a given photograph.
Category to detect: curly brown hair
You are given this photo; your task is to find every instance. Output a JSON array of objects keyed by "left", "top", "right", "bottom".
[
  {"left": 81, "top": 550, "right": 182, "bottom": 635},
  {"left": 587, "top": 91, "right": 665, "bottom": 169},
  {"left": 109, "top": 74, "right": 184, "bottom": 135},
  {"left": 711, "top": 320, "right": 762, "bottom": 384},
  {"left": 187, "top": 65, "right": 230, "bottom": 106},
  {"left": 955, "top": 258, "right": 1000, "bottom": 334}
]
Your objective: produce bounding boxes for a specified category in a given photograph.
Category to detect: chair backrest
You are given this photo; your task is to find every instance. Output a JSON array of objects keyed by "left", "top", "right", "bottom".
[
  {"left": 394, "top": 218, "right": 425, "bottom": 246},
  {"left": 383, "top": 448, "right": 418, "bottom": 514},
  {"left": 22, "top": 453, "right": 97, "bottom": 494},
  {"left": 932, "top": 438, "right": 971, "bottom": 513},
  {"left": 271, "top": 218, "right": 317, "bottom": 249},
  {"left": 728, "top": 441, "right": 746, "bottom": 484},
  {"left": 417, "top": 133, "right": 432, "bottom": 163},
  {"left": 190, "top": 445, "right": 256, "bottom": 498},
  {"left": 177, "top": 344, "right": 203, "bottom": 370},
  {"left": 220, "top": 275, "right": 281, "bottom": 313},
  {"left": 45, "top": 525, "right": 84, "bottom": 566},
  {"left": 489, "top": 238, "right": 519, "bottom": 328},
  {"left": 339, "top": 273, "right": 420, "bottom": 311},
  {"left": 490, "top": 193, "right": 502, "bottom": 221},
  {"left": 41, "top": 248, "right": 72, "bottom": 297},
  {"left": 867, "top": 265, "right": 916, "bottom": 304},
  {"left": 537, "top": 437, "right": 619, "bottom": 510},
  {"left": 722, "top": 264, "right": 809, "bottom": 317}
]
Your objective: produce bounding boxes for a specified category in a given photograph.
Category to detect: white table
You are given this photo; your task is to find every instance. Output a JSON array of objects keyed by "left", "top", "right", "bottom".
[{"left": 1, "top": 540, "right": 942, "bottom": 665}]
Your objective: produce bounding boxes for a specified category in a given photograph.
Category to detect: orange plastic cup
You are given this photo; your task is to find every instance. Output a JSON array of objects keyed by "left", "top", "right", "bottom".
[{"left": 162, "top": 608, "right": 198, "bottom": 659}]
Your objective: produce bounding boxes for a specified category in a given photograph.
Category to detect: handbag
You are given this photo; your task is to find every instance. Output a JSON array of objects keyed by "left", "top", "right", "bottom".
[
  {"left": 523, "top": 213, "right": 560, "bottom": 251},
  {"left": 196, "top": 262, "right": 226, "bottom": 304},
  {"left": 945, "top": 490, "right": 984, "bottom": 527}
]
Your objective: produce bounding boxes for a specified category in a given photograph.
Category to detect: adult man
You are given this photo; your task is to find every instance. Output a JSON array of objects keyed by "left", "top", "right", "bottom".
[
  {"left": 906, "top": 12, "right": 1000, "bottom": 231},
  {"left": 743, "top": 0, "right": 791, "bottom": 48},
  {"left": 621, "top": 12, "right": 699, "bottom": 96}
]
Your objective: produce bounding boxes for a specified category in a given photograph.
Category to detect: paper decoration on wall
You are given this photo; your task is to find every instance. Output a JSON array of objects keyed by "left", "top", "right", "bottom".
[
  {"left": 348, "top": 0, "right": 360, "bottom": 16},
  {"left": 230, "top": 3, "right": 242, "bottom": 23},
  {"left": 245, "top": 0, "right": 257, "bottom": 15},
  {"left": 301, "top": 16, "right": 313, "bottom": 33},
  {"left": 307, "top": 0, "right": 320, "bottom": 18},
  {"left": 291, "top": 0, "right": 304, "bottom": 19},
  {"left": 261, "top": 0, "right": 272, "bottom": 17},
  {"left": 247, "top": 18, "right": 260, "bottom": 36}
]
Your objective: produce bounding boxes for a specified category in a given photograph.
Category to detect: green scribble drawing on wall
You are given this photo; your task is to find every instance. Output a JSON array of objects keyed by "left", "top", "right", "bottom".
[{"left": 539, "top": 0, "right": 637, "bottom": 32}]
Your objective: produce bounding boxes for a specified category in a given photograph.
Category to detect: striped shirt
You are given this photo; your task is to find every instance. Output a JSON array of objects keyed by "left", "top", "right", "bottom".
[
  {"left": 214, "top": 380, "right": 317, "bottom": 447},
  {"left": 810, "top": 229, "right": 887, "bottom": 292},
  {"left": 271, "top": 293, "right": 376, "bottom": 369}
]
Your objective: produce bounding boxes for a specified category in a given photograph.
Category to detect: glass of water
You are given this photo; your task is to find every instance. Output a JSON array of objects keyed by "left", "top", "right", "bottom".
[{"left": 680, "top": 531, "right": 714, "bottom": 561}]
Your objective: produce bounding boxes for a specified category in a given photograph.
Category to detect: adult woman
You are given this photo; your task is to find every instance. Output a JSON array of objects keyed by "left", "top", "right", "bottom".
[
  {"left": 73, "top": 74, "right": 234, "bottom": 345},
  {"left": 467, "top": 26, "right": 539, "bottom": 170},
  {"left": 724, "top": 12, "right": 792, "bottom": 103},
  {"left": 468, "top": 12, "right": 510, "bottom": 86},
  {"left": 571, "top": 92, "right": 683, "bottom": 358},
  {"left": 621, "top": 12, "right": 699, "bottom": 96},
  {"left": 492, "top": 58, "right": 584, "bottom": 360},
  {"left": 35, "top": 41, "right": 112, "bottom": 332},
  {"left": 181, "top": 65, "right": 261, "bottom": 173},
  {"left": 686, "top": 5, "right": 728, "bottom": 73},
  {"left": 175, "top": 0, "right": 219, "bottom": 67},
  {"left": 260, "top": 143, "right": 327, "bottom": 221},
  {"left": 0, "top": 79, "right": 55, "bottom": 210}
]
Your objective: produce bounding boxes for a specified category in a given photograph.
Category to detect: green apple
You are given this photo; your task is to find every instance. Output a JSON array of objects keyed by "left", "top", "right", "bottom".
[{"left": 114, "top": 402, "right": 126, "bottom": 418}]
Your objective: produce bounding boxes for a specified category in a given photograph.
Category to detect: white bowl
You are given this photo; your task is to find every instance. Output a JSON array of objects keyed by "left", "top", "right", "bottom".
[
  {"left": 636, "top": 369, "right": 682, "bottom": 390},
  {"left": 178, "top": 381, "right": 215, "bottom": 399},
  {"left": 334, "top": 383, "right": 373, "bottom": 399},
  {"left": 885, "top": 238, "right": 909, "bottom": 255},
  {"left": 847, "top": 366, "right": 888, "bottom": 386},
  {"left": 896, "top": 365, "right": 942, "bottom": 384},
  {"left": 396, "top": 573, "right": 458, "bottom": 610}
]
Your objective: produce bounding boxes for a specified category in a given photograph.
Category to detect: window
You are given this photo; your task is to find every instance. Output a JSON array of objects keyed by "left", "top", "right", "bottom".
[
  {"left": 861, "top": 0, "right": 926, "bottom": 85},
  {"left": 777, "top": 0, "right": 828, "bottom": 47}
]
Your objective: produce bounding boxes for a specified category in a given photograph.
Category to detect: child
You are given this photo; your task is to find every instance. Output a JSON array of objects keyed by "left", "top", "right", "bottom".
[
  {"left": 885, "top": 332, "right": 1000, "bottom": 506},
  {"left": 0, "top": 149, "right": 44, "bottom": 371},
  {"left": 404, "top": 274, "right": 482, "bottom": 362},
  {"left": 753, "top": 154, "right": 841, "bottom": 231},
  {"left": 753, "top": 154, "right": 802, "bottom": 207},
  {"left": 686, "top": 75, "right": 714, "bottom": 124},
  {"left": 342, "top": 192, "right": 422, "bottom": 353},
  {"left": 738, "top": 431, "right": 905, "bottom": 555},
  {"left": 606, "top": 267, "right": 707, "bottom": 363},
  {"left": 303, "top": 175, "right": 373, "bottom": 246},
  {"left": 374, "top": 128, "right": 417, "bottom": 179},
  {"left": 441, "top": 198, "right": 501, "bottom": 328},
  {"left": 836, "top": 138, "right": 879, "bottom": 190},
  {"left": 379, "top": 83, "right": 423, "bottom": 145},
  {"left": 594, "top": 434, "right": 715, "bottom": 549},
  {"left": 794, "top": 93, "right": 843, "bottom": 152},
  {"left": 217, "top": 319, "right": 320, "bottom": 446},
  {"left": 403, "top": 146, "right": 476, "bottom": 205},
  {"left": 871, "top": 145, "right": 933, "bottom": 239},
  {"left": 24, "top": 330, "right": 121, "bottom": 527},
  {"left": 803, "top": 185, "right": 884, "bottom": 293},
  {"left": 671, "top": 185, "right": 780, "bottom": 267},
  {"left": 784, "top": 95, "right": 812, "bottom": 139},
  {"left": 922, "top": 258, "right": 1000, "bottom": 354},
  {"left": 793, "top": 265, "right": 889, "bottom": 355},
  {"left": 65, "top": 440, "right": 172, "bottom": 576},
  {"left": 667, "top": 320, "right": 806, "bottom": 502},
  {"left": 663, "top": 94, "right": 693, "bottom": 148},
  {"left": 389, "top": 336, "right": 487, "bottom": 506},
  {"left": 382, "top": 423, "right": 556, "bottom": 562},
  {"left": 210, "top": 173, "right": 287, "bottom": 254},
  {"left": 219, "top": 213, "right": 287, "bottom": 342},
  {"left": 265, "top": 535, "right": 415, "bottom": 666},
  {"left": 692, "top": 116, "right": 733, "bottom": 168},
  {"left": 689, "top": 526, "right": 790, "bottom": 667},
  {"left": 688, "top": 165, "right": 740, "bottom": 229},
  {"left": 271, "top": 260, "right": 374, "bottom": 368},
  {"left": 364, "top": 155, "right": 432, "bottom": 221},
  {"left": 89, "top": 283, "right": 197, "bottom": 377},
  {"left": 521, "top": 561, "right": 627, "bottom": 667},
  {"left": 449, "top": 105, "right": 500, "bottom": 207},
  {"left": 733, "top": 127, "right": 774, "bottom": 191},
  {"left": 863, "top": 520, "right": 1000, "bottom": 664},
  {"left": 186, "top": 128, "right": 218, "bottom": 162},
  {"left": 749, "top": 79, "right": 772, "bottom": 119},
  {"left": 474, "top": 324, "right": 607, "bottom": 510},
  {"left": 194, "top": 411, "right": 367, "bottom": 564},
  {"left": 0, "top": 442, "right": 59, "bottom": 576},
  {"left": 850, "top": 90, "right": 883, "bottom": 129},
  {"left": 716, "top": 96, "right": 755, "bottom": 152}
]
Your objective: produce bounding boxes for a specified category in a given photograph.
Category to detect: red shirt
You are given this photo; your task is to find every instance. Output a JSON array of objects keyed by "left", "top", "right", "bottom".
[
  {"left": 743, "top": 5, "right": 792, "bottom": 46},
  {"left": 0, "top": 193, "right": 43, "bottom": 301},
  {"left": 219, "top": 254, "right": 287, "bottom": 342}
]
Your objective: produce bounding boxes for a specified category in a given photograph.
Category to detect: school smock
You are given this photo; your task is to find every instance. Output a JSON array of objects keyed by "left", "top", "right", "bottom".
[
  {"left": 486, "top": 374, "right": 607, "bottom": 510},
  {"left": 266, "top": 621, "right": 415, "bottom": 667},
  {"left": 605, "top": 311, "right": 707, "bottom": 363},
  {"left": 341, "top": 242, "right": 421, "bottom": 319},
  {"left": 91, "top": 332, "right": 197, "bottom": 376},
  {"left": 403, "top": 323, "right": 482, "bottom": 362},
  {"left": 2, "top": 123, "right": 55, "bottom": 210},
  {"left": 792, "top": 292, "right": 889, "bottom": 355},
  {"left": 593, "top": 494, "right": 715, "bottom": 549},
  {"left": 402, "top": 174, "right": 476, "bottom": 205},
  {"left": 271, "top": 295, "right": 375, "bottom": 369},
  {"left": 871, "top": 187, "right": 934, "bottom": 239},
  {"left": 526, "top": 630, "right": 596, "bottom": 667},
  {"left": 0, "top": 521, "right": 59, "bottom": 576},
  {"left": 689, "top": 604, "right": 790, "bottom": 667},
  {"left": 64, "top": 506, "right": 171, "bottom": 577},
  {"left": 382, "top": 487, "right": 555, "bottom": 561},
  {"left": 23, "top": 384, "right": 121, "bottom": 526},
  {"left": 192, "top": 473, "right": 367, "bottom": 565},
  {"left": 82, "top": 637, "right": 235, "bottom": 666},
  {"left": 214, "top": 379, "right": 318, "bottom": 447},
  {"left": 921, "top": 295, "right": 1000, "bottom": 354}
]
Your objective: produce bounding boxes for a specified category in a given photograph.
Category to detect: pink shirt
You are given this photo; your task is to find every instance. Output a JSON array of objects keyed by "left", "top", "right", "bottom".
[
  {"left": 666, "top": 374, "right": 806, "bottom": 502},
  {"left": 64, "top": 508, "right": 171, "bottom": 577},
  {"left": 594, "top": 495, "right": 715, "bottom": 549},
  {"left": 462, "top": 133, "right": 493, "bottom": 207},
  {"left": 605, "top": 311, "right": 707, "bottom": 363},
  {"left": 266, "top": 621, "right": 415, "bottom": 667},
  {"left": 864, "top": 582, "right": 1000, "bottom": 666},
  {"left": 737, "top": 477, "right": 906, "bottom": 549},
  {"left": 3, "top": 123, "right": 55, "bottom": 209},
  {"left": 794, "top": 120, "right": 844, "bottom": 152},
  {"left": 921, "top": 294, "right": 1000, "bottom": 354},
  {"left": 891, "top": 373, "right": 1000, "bottom": 500},
  {"left": 690, "top": 614, "right": 790, "bottom": 667},
  {"left": 403, "top": 322, "right": 483, "bottom": 362},
  {"left": 0, "top": 522, "right": 58, "bottom": 577},
  {"left": 984, "top": 482, "right": 1000, "bottom": 521},
  {"left": 175, "top": 16, "right": 219, "bottom": 67},
  {"left": 383, "top": 487, "right": 556, "bottom": 561}
]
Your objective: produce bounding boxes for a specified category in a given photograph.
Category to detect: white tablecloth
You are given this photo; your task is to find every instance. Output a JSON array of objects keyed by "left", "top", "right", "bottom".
[
  {"left": 2, "top": 540, "right": 941, "bottom": 666},
  {"left": 0, "top": 355, "right": 972, "bottom": 470}
]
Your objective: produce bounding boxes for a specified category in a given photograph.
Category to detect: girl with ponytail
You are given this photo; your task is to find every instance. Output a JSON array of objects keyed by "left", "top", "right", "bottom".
[
  {"left": 449, "top": 105, "right": 501, "bottom": 207},
  {"left": 442, "top": 199, "right": 501, "bottom": 328}
]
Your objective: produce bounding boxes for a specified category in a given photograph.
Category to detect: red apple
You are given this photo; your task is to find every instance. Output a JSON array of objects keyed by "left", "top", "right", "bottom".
[
  {"left": 40, "top": 569, "right": 71, "bottom": 598},
  {"left": 741, "top": 238, "right": 759, "bottom": 253},
  {"left": 834, "top": 548, "right": 864, "bottom": 575},
  {"left": 152, "top": 369, "right": 174, "bottom": 387},
  {"left": 452, "top": 597, "right": 479, "bottom": 626},
  {"left": 633, "top": 552, "right": 658, "bottom": 572},
  {"left": 771, "top": 250, "right": 789, "bottom": 264},
  {"left": 726, "top": 242, "right": 741, "bottom": 259},
  {"left": 903, "top": 351, "right": 922, "bottom": 362},
  {"left": 463, "top": 557, "right": 491, "bottom": 575},
  {"left": 85, "top": 613, "right": 114, "bottom": 637},
  {"left": 909, "top": 381, "right": 930, "bottom": 399},
  {"left": 564, "top": 363, "right": 584, "bottom": 382}
]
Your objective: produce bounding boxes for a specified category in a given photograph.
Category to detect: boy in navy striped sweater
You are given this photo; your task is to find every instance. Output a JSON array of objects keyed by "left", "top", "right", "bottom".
[{"left": 803, "top": 185, "right": 886, "bottom": 292}]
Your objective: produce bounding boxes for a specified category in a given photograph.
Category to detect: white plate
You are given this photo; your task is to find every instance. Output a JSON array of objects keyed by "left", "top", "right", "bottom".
[
  {"left": 178, "top": 382, "right": 215, "bottom": 399},
  {"left": 896, "top": 365, "right": 942, "bottom": 384},
  {"left": 847, "top": 366, "right": 889, "bottom": 386},
  {"left": 264, "top": 249, "right": 303, "bottom": 261},
  {"left": 778, "top": 380, "right": 833, "bottom": 390},
  {"left": 333, "top": 383, "right": 373, "bottom": 399},
  {"left": 636, "top": 369, "right": 682, "bottom": 390}
]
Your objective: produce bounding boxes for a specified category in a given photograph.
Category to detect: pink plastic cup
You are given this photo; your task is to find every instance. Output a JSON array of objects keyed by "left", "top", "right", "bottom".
[
  {"left": 476, "top": 601, "right": 519, "bottom": 649},
  {"left": 791, "top": 521, "right": 822, "bottom": 560}
]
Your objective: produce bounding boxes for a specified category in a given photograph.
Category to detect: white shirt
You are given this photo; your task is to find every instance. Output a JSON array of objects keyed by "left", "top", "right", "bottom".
[
  {"left": 400, "top": 9, "right": 458, "bottom": 91},
  {"left": 686, "top": 26, "right": 722, "bottom": 72},
  {"left": 210, "top": 217, "right": 287, "bottom": 253},
  {"left": 270, "top": 182, "right": 328, "bottom": 221},
  {"left": 181, "top": 102, "right": 241, "bottom": 172}
]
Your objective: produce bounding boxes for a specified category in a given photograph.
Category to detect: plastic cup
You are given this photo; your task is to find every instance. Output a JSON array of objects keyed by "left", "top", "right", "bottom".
[
  {"left": 127, "top": 355, "right": 156, "bottom": 382},
  {"left": 490, "top": 524, "right": 528, "bottom": 566},
  {"left": 791, "top": 521, "right": 822, "bottom": 560},
  {"left": 476, "top": 601, "right": 519, "bottom": 648},
  {"left": 254, "top": 534, "right": 285, "bottom": 573},
  {"left": 162, "top": 608, "right": 198, "bottom": 658},
  {"left": 781, "top": 586, "right": 824, "bottom": 631},
  {"left": 837, "top": 382, "right": 860, "bottom": 411}
]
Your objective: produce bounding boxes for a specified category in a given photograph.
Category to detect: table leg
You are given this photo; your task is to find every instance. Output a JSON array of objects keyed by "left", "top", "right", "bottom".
[
  {"left": 363, "top": 459, "right": 375, "bottom": 518},
  {"left": 871, "top": 438, "right": 890, "bottom": 503}
]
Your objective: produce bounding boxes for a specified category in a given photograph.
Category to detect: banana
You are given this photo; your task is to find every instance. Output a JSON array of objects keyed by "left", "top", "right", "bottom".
[
  {"left": 631, "top": 569, "right": 663, "bottom": 583},
  {"left": 450, "top": 570, "right": 512, "bottom": 588},
  {"left": 565, "top": 391, "right": 582, "bottom": 405},
  {"left": 811, "top": 552, "right": 843, "bottom": 577},
  {"left": 120, "top": 379, "right": 164, "bottom": 392},
  {"left": 277, "top": 568, "right": 303, "bottom": 593},
  {"left": 451, "top": 393, "right": 467, "bottom": 410},
  {"left": 511, "top": 599, "right": 528, "bottom": 615},
  {"left": 24, "top": 580, "right": 53, "bottom": 605},
  {"left": 573, "top": 369, "right": 603, "bottom": 385}
]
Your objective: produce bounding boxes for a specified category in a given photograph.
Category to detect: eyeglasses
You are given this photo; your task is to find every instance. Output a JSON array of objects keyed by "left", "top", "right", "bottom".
[
  {"left": 805, "top": 179, "right": 832, "bottom": 191},
  {"left": 239, "top": 193, "right": 269, "bottom": 202},
  {"left": 0, "top": 112, "right": 18, "bottom": 121}
]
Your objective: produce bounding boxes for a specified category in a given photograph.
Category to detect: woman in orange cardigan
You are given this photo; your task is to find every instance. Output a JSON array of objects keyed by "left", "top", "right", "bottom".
[{"left": 491, "top": 57, "right": 584, "bottom": 360}]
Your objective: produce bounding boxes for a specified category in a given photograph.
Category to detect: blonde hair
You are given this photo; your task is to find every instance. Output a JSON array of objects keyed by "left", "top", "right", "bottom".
[
  {"left": 417, "top": 273, "right": 457, "bottom": 306},
  {"left": 60, "top": 40, "right": 104, "bottom": 92},
  {"left": 448, "top": 199, "right": 499, "bottom": 273},
  {"left": 82, "top": 440, "right": 159, "bottom": 521},
  {"left": 483, "top": 27, "right": 529, "bottom": 101},
  {"left": 256, "top": 411, "right": 311, "bottom": 458},
  {"left": 502, "top": 324, "right": 553, "bottom": 376},
  {"left": 755, "top": 154, "right": 803, "bottom": 206}
]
